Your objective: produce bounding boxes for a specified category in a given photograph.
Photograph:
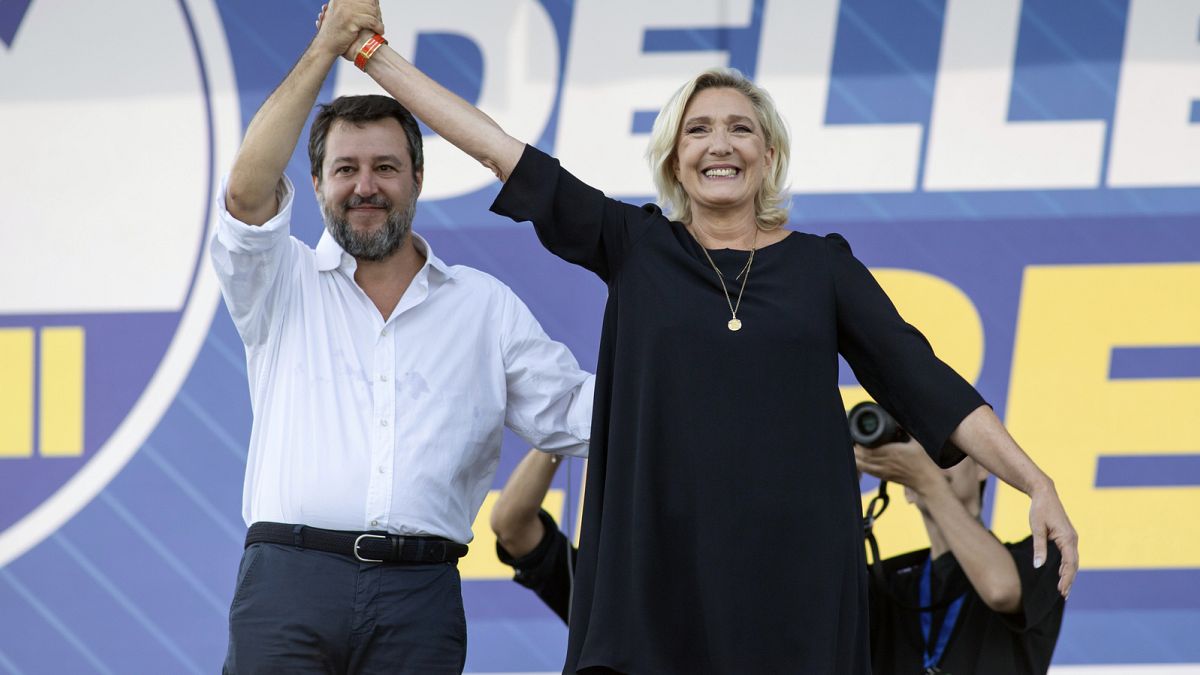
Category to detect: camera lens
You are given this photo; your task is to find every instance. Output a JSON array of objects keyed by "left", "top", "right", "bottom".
[
  {"left": 857, "top": 414, "right": 879, "bottom": 435},
  {"left": 848, "top": 402, "right": 906, "bottom": 447}
]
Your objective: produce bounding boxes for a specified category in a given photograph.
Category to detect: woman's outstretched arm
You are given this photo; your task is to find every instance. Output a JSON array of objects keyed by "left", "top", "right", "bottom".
[{"left": 950, "top": 405, "right": 1079, "bottom": 598}]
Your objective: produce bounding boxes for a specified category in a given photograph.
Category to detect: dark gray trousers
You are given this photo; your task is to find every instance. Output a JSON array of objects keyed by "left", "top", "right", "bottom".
[{"left": 224, "top": 543, "right": 466, "bottom": 674}]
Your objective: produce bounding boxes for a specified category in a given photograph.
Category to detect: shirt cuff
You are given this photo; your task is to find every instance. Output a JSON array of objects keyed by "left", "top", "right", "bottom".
[
  {"left": 214, "top": 173, "right": 296, "bottom": 254},
  {"left": 560, "top": 373, "right": 595, "bottom": 458}
]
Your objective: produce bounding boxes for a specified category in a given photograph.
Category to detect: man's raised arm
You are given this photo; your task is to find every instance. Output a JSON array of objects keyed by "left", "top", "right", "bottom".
[{"left": 226, "top": 0, "right": 383, "bottom": 225}]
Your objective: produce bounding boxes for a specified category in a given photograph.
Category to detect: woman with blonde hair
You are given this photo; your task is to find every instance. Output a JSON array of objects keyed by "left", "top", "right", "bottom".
[{"left": 322, "top": 7, "right": 1078, "bottom": 673}]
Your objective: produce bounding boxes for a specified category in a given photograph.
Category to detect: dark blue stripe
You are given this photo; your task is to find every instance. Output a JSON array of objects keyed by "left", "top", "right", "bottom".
[
  {"left": 1068, "top": 568, "right": 1200, "bottom": 609},
  {"left": 1094, "top": 454, "right": 1200, "bottom": 487},
  {"left": 0, "top": 0, "right": 33, "bottom": 48},
  {"left": 630, "top": 110, "right": 659, "bottom": 135},
  {"left": 643, "top": 28, "right": 733, "bottom": 53},
  {"left": 1109, "top": 346, "right": 1200, "bottom": 379},
  {"left": 1191, "top": 99, "right": 1200, "bottom": 124}
]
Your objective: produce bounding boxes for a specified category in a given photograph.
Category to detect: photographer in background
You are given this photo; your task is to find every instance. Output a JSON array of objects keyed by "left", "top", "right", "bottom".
[
  {"left": 856, "top": 433, "right": 1065, "bottom": 674},
  {"left": 490, "top": 449, "right": 576, "bottom": 623}
]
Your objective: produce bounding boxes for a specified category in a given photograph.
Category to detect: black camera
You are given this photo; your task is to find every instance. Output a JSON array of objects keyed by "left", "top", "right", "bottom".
[{"left": 847, "top": 401, "right": 909, "bottom": 448}]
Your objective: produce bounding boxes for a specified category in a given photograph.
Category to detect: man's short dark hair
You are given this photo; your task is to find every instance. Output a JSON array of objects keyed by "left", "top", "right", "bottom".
[{"left": 308, "top": 95, "right": 423, "bottom": 180}]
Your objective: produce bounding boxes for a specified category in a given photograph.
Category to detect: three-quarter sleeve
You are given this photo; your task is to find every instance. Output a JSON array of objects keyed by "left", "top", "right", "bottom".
[
  {"left": 829, "top": 233, "right": 985, "bottom": 467},
  {"left": 490, "top": 144, "right": 656, "bottom": 283}
]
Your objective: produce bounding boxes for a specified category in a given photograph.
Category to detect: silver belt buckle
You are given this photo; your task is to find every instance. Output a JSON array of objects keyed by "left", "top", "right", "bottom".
[{"left": 353, "top": 533, "right": 388, "bottom": 563}]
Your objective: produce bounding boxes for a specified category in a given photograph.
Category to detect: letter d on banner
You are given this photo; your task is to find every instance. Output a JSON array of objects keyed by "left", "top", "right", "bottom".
[{"left": 332, "top": 0, "right": 559, "bottom": 201}]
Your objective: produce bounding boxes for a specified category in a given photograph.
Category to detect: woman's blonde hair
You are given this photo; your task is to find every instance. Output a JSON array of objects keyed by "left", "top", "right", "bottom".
[{"left": 646, "top": 68, "right": 791, "bottom": 230}]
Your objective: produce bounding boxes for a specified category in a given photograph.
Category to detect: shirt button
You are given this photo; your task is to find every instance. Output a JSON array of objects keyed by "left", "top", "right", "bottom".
[
  {"left": 378, "top": 466, "right": 385, "bottom": 474},
  {"left": 382, "top": 328, "right": 390, "bottom": 337},
  {"left": 380, "top": 373, "right": 389, "bottom": 382},
  {"left": 371, "top": 519, "right": 379, "bottom": 526},
  {"left": 381, "top": 419, "right": 389, "bottom": 427}
]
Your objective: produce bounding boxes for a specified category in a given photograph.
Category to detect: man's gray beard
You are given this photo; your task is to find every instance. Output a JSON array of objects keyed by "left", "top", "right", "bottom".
[{"left": 323, "top": 195, "right": 416, "bottom": 262}]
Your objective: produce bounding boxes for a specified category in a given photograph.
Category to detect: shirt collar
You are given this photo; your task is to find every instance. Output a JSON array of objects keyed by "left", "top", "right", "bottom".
[{"left": 315, "top": 229, "right": 456, "bottom": 280}]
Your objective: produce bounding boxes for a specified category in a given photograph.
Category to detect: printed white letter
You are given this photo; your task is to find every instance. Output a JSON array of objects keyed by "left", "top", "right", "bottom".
[
  {"left": 924, "top": 0, "right": 1105, "bottom": 190},
  {"left": 1108, "top": 0, "right": 1200, "bottom": 187},
  {"left": 555, "top": 0, "right": 753, "bottom": 196},
  {"left": 757, "top": 0, "right": 923, "bottom": 193}
]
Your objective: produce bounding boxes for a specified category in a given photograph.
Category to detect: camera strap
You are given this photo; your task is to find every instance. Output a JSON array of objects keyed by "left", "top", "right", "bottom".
[{"left": 863, "top": 479, "right": 891, "bottom": 589}]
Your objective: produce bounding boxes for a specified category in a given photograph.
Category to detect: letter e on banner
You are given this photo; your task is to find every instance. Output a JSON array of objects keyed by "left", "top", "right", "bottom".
[
  {"left": 994, "top": 264, "right": 1200, "bottom": 568},
  {"left": 1108, "top": 0, "right": 1200, "bottom": 187},
  {"left": 556, "top": 0, "right": 753, "bottom": 196}
]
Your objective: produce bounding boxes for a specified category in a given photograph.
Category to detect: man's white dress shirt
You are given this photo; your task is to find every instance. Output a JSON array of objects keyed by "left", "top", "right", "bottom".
[{"left": 210, "top": 177, "right": 593, "bottom": 543}]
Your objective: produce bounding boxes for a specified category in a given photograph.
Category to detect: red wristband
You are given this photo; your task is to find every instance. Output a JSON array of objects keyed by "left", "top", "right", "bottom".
[{"left": 354, "top": 33, "right": 387, "bottom": 71}]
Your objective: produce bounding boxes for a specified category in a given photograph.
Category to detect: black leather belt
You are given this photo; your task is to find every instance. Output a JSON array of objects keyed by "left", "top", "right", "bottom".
[{"left": 246, "top": 522, "right": 468, "bottom": 564}]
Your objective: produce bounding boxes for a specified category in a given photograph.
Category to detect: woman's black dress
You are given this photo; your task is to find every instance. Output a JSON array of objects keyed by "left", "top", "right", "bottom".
[{"left": 492, "top": 146, "right": 985, "bottom": 674}]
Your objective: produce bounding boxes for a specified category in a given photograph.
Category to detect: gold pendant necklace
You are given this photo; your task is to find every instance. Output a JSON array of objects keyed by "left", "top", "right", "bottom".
[{"left": 694, "top": 228, "right": 757, "bottom": 332}]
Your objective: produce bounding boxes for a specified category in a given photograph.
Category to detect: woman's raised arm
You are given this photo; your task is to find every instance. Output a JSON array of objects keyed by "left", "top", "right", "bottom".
[{"left": 320, "top": 4, "right": 525, "bottom": 181}]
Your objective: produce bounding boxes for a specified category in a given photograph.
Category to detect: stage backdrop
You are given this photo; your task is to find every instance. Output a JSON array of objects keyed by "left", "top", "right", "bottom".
[{"left": 2, "top": 0, "right": 1199, "bottom": 672}]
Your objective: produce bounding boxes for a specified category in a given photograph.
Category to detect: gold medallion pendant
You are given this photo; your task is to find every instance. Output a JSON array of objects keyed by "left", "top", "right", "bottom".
[{"left": 692, "top": 226, "right": 757, "bottom": 336}]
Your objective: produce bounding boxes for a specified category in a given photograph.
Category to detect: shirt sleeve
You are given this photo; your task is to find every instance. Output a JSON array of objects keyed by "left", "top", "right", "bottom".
[
  {"left": 495, "top": 509, "right": 574, "bottom": 623},
  {"left": 490, "top": 144, "right": 657, "bottom": 283},
  {"left": 828, "top": 233, "right": 986, "bottom": 467},
  {"left": 208, "top": 175, "right": 299, "bottom": 346},
  {"left": 499, "top": 285, "right": 594, "bottom": 457},
  {"left": 1001, "top": 537, "right": 1066, "bottom": 633}
]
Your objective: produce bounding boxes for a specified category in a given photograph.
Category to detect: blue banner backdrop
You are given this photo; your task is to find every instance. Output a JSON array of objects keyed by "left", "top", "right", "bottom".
[{"left": 1, "top": 0, "right": 1198, "bottom": 672}]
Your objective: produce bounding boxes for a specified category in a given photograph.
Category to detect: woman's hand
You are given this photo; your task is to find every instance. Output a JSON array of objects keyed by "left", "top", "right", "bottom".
[
  {"left": 950, "top": 405, "right": 1079, "bottom": 598},
  {"left": 1028, "top": 479, "right": 1078, "bottom": 597}
]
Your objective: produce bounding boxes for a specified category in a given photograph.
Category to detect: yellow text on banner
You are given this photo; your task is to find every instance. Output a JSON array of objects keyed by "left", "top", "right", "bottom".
[
  {"left": 993, "top": 263, "right": 1200, "bottom": 569},
  {"left": 39, "top": 327, "right": 85, "bottom": 457},
  {"left": 0, "top": 328, "right": 35, "bottom": 458}
]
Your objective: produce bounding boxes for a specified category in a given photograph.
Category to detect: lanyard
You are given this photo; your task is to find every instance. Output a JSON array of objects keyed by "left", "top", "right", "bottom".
[{"left": 919, "top": 558, "right": 965, "bottom": 672}]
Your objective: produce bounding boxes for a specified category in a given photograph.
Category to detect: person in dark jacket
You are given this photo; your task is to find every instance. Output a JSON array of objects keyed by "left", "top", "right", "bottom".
[
  {"left": 491, "top": 449, "right": 576, "bottom": 623},
  {"left": 858, "top": 438, "right": 1065, "bottom": 674}
]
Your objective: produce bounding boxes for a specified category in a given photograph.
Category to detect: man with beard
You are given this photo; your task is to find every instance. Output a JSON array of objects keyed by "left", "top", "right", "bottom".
[{"left": 210, "top": 2, "right": 593, "bottom": 672}]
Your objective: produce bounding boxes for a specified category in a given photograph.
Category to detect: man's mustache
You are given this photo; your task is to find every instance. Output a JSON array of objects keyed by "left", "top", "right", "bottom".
[{"left": 344, "top": 194, "right": 392, "bottom": 209}]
